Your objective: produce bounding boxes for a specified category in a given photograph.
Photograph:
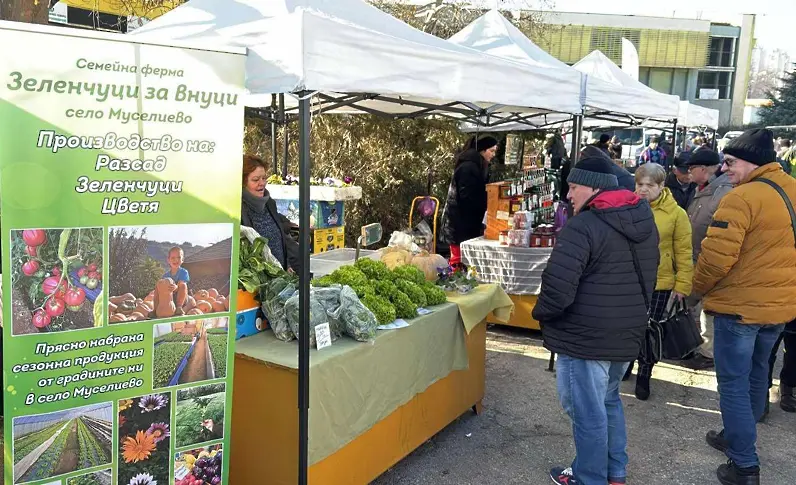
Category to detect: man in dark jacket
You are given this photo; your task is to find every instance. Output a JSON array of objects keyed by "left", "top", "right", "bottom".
[
  {"left": 665, "top": 161, "right": 697, "bottom": 210},
  {"left": 534, "top": 156, "right": 659, "bottom": 485},
  {"left": 581, "top": 145, "right": 635, "bottom": 191}
]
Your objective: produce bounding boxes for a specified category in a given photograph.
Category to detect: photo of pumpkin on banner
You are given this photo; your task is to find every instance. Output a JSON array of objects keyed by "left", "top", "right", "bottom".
[
  {"left": 107, "top": 224, "right": 233, "bottom": 324},
  {"left": 9, "top": 227, "right": 104, "bottom": 336}
]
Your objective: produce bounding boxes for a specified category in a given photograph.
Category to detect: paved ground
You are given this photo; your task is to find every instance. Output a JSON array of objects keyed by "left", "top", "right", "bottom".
[{"left": 373, "top": 326, "right": 795, "bottom": 485}]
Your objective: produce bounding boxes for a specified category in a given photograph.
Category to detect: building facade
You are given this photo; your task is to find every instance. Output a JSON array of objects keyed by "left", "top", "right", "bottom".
[{"left": 530, "top": 12, "right": 756, "bottom": 128}]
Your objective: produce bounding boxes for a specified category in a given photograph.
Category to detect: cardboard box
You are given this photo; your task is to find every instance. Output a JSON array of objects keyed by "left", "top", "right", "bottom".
[{"left": 313, "top": 226, "right": 346, "bottom": 253}]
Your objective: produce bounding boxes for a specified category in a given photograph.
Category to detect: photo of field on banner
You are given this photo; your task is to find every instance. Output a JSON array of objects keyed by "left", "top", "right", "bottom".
[
  {"left": 11, "top": 402, "right": 112, "bottom": 484},
  {"left": 107, "top": 223, "right": 233, "bottom": 325},
  {"left": 152, "top": 318, "right": 229, "bottom": 389}
]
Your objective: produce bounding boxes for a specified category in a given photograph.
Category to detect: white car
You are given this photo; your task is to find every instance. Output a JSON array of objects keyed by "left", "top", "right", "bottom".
[{"left": 718, "top": 131, "right": 744, "bottom": 151}]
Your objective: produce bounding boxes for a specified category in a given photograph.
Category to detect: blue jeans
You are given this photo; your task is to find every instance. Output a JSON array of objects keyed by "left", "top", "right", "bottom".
[
  {"left": 713, "top": 316, "right": 785, "bottom": 468},
  {"left": 556, "top": 354, "right": 630, "bottom": 485}
]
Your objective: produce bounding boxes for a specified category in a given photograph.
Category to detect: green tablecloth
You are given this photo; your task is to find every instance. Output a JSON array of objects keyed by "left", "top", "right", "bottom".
[
  {"left": 235, "top": 302, "right": 467, "bottom": 465},
  {"left": 446, "top": 284, "right": 515, "bottom": 333}
]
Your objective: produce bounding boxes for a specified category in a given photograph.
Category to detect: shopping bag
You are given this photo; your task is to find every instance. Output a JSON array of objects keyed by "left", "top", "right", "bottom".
[
  {"left": 662, "top": 300, "right": 703, "bottom": 360},
  {"left": 640, "top": 318, "right": 664, "bottom": 364}
]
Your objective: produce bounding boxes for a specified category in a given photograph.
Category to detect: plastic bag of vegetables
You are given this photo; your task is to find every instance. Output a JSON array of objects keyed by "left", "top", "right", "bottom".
[
  {"left": 261, "top": 277, "right": 297, "bottom": 341},
  {"left": 311, "top": 285, "right": 344, "bottom": 340},
  {"left": 340, "top": 286, "right": 378, "bottom": 342},
  {"left": 285, "top": 291, "right": 330, "bottom": 348}
]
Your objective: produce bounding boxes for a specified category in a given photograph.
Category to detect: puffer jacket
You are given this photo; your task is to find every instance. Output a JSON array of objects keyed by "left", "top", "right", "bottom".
[
  {"left": 532, "top": 190, "right": 660, "bottom": 362},
  {"left": 694, "top": 163, "right": 796, "bottom": 324},
  {"left": 687, "top": 171, "right": 734, "bottom": 261},
  {"left": 650, "top": 188, "right": 693, "bottom": 295},
  {"left": 441, "top": 149, "right": 487, "bottom": 245}
]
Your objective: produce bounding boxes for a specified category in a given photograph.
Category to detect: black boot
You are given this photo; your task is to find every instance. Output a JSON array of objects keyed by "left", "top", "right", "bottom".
[
  {"left": 717, "top": 460, "right": 759, "bottom": 485},
  {"left": 780, "top": 386, "right": 796, "bottom": 413},
  {"left": 622, "top": 362, "right": 634, "bottom": 381},
  {"left": 706, "top": 429, "right": 729, "bottom": 453},
  {"left": 635, "top": 375, "right": 650, "bottom": 400}
]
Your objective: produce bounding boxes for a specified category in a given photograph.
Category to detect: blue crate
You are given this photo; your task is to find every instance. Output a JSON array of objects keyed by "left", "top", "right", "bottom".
[{"left": 235, "top": 308, "right": 263, "bottom": 340}]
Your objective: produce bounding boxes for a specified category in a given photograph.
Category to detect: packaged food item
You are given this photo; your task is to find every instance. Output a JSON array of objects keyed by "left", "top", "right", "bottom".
[
  {"left": 512, "top": 211, "right": 532, "bottom": 230},
  {"left": 499, "top": 230, "right": 510, "bottom": 245},
  {"left": 508, "top": 229, "right": 532, "bottom": 247},
  {"left": 530, "top": 232, "right": 542, "bottom": 248}
]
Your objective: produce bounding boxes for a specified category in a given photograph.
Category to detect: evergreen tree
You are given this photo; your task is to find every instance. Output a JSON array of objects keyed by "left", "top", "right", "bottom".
[{"left": 759, "top": 71, "right": 796, "bottom": 128}]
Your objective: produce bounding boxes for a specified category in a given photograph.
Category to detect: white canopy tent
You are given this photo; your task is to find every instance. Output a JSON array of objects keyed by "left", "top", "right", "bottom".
[
  {"left": 131, "top": 2, "right": 591, "bottom": 483},
  {"left": 572, "top": 50, "right": 680, "bottom": 123},
  {"left": 450, "top": 11, "right": 678, "bottom": 125},
  {"left": 131, "top": 0, "right": 584, "bottom": 122},
  {"left": 678, "top": 101, "right": 719, "bottom": 130}
]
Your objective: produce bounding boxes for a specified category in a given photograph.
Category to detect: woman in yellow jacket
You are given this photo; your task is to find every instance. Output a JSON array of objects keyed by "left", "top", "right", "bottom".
[{"left": 626, "top": 163, "right": 694, "bottom": 400}]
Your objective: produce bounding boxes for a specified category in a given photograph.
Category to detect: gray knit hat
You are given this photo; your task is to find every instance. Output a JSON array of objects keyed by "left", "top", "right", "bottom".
[{"left": 567, "top": 156, "right": 619, "bottom": 189}]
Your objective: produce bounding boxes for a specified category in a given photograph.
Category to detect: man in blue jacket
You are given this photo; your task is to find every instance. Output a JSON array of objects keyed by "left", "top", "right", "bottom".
[{"left": 534, "top": 155, "right": 660, "bottom": 485}]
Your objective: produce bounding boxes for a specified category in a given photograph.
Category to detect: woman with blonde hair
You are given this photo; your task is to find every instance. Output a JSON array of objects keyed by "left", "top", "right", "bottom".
[{"left": 626, "top": 163, "right": 694, "bottom": 400}]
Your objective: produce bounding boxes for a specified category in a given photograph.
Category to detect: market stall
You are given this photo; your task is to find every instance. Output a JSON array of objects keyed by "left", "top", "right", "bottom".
[
  {"left": 230, "top": 284, "right": 512, "bottom": 485},
  {"left": 133, "top": 1, "right": 586, "bottom": 483},
  {"left": 461, "top": 238, "right": 550, "bottom": 330}
]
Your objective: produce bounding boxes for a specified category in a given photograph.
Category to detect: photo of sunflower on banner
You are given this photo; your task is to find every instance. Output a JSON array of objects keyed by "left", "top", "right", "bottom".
[{"left": 118, "top": 393, "right": 172, "bottom": 485}]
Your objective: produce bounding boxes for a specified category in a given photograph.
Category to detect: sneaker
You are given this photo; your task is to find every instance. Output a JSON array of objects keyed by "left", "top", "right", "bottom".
[
  {"left": 608, "top": 479, "right": 627, "bottom": 485},
  {"left": 706, "top": 429, "right": 729, "bottom": 453},
  {"left": 717, "top": 459, "right": 760, "bottom": 485},
  {"left": 550, "top": 466, "right": 582, "bottom": 485}
]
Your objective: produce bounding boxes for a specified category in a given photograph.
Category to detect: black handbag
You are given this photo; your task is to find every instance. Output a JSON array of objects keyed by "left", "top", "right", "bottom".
[
  {"left": 662, "top": 300, "right": 703, "bottom": 359},
  {"left": 626, "top": 242, "right": 664, "bottom": 364}
]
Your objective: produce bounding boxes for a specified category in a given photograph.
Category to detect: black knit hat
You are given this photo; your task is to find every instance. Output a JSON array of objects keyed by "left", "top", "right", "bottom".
[
  {"left": 685, "top": 148, "right": 721, "bottom": 167},
  {"left": 567, "top": 156, "right": 619, "bottom": 189},
  {"left": 723, "top": 128, "right": 776, "bottom": 166},
  {"left": 476, "top": 136, "right": 498, "bottom": 152}
]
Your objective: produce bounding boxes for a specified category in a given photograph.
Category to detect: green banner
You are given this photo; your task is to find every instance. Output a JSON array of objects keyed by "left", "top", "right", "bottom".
[{"left": 0, "top": 24, "right": 245, "bottom": 485}]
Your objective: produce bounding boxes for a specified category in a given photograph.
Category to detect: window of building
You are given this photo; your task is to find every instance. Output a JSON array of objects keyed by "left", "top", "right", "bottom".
[
  {"left": 697, "top": 71, "right": 732, "bottom": 99},
  {"left": 708, "top": 37, "right": 735, "bottom": 67}
]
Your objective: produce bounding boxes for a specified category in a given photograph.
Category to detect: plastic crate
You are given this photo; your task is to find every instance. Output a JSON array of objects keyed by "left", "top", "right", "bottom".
[{"left": 235, "top": 308, "right": 263, "bottom": 340}]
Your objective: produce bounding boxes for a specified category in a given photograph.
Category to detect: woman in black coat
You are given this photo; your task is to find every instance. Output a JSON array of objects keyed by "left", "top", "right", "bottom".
[
  {"left": 441, "top": 136, "right": 498, "bottom": 266},
  {"left": 240, "top": 155, "right": 300, "bottom": 273}
]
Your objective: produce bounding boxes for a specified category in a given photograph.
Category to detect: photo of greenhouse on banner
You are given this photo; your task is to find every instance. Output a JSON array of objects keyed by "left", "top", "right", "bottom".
[{"left": 0, "top": 23, "right": 245, "bottom": 485}]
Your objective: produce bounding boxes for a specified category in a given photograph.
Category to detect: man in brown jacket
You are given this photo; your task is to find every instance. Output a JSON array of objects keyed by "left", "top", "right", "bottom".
[
  {"left": 694, "top": 129, "right": 796, "bottom": 485},
  {"left": 685, "top": 149, "right": 734, "bottom": 369}
]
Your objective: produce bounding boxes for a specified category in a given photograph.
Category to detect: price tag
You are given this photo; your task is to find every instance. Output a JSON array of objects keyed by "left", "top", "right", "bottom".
[
  {"left": 315, "top": 323, "right": 332, "bottom": 350},
  {"left": 416, "top": 308, "right": 433, "bottom": 316},
  {"left": 175, "top": 466, "right": 190, "bottom": 480}
]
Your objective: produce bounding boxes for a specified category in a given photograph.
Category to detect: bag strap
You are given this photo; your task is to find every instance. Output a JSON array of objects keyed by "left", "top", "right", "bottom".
[
  {"left": 626, "top": 241, "right": 650, "bottom": 312},
  {"left": 753, "top": 178, "right": 796, "bottom": 249}
]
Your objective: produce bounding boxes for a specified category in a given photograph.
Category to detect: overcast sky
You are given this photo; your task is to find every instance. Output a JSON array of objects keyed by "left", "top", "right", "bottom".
[{"left": 399, "top": 0, "right": 795, "bottom": 57}]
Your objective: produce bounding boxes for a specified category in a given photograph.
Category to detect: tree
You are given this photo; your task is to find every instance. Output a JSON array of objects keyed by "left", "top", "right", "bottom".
[
  {"left": 748, "top": 70, "right": 780, "bottom": 99},
  {"left": 758, "top": 71, "right": 796, "bottom": 128},
  {"left": 0, "top": 0, "right": 49, "bottom": 24}
]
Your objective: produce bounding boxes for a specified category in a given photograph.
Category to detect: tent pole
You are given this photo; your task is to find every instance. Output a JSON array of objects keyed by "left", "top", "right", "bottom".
[
  {"left": 280, "top": 93, "right": 289, "bottom": 178},
  {"left": 570, "top": 114, "right": 582, "bottom": 164},
  {"left": 271, "top": 94, "right": 278, "bottom": 174},
  {"left": 297, "top": 91, "right": 311, "bottom": 485},
  {"left": 672, "top": 120, "right": 678, "bottom": 160}
]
